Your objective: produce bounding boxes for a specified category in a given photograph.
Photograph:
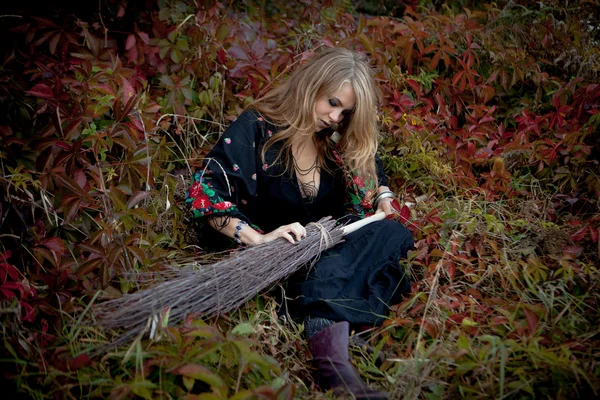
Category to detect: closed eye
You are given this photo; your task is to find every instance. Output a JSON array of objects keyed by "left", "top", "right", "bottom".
[{"left": 328, "top": 99, "right": 337, "bottom": 107}]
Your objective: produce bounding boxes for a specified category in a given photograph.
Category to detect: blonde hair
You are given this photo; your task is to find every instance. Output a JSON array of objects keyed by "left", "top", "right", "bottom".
[{"left": 253, "top": 47, "right": 381, "bottom": 184}]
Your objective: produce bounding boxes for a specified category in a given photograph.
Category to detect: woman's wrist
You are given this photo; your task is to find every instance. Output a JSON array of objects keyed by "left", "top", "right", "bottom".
[
  {"left": 373, "top": 190, "right": 395, "bottom": 209},
  {"left": 236, "top": 222, "right": 264, "bottom": 246},
  {"left": 233, "top": 220, "right": 248, "bottom": 245},
  {"left": 244, "top": 232, "right": 264, "bottom": 246}
]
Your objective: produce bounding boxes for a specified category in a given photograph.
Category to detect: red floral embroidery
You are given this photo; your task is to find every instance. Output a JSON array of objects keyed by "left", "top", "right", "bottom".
[
  {"left": 192, "top": 194, "right": 211, "bottom": 210},
  {"left": 352, "top": 175, "right": 365, "bottom": 188},
  {"left": 360, "top": 189, "right": 375, "bottom": 209},
  {"left": 213, "top": 201, "right": 233, "bottom": 210},
  {"left": 189, "top": 182, "right": 203, "bottom": 198}
]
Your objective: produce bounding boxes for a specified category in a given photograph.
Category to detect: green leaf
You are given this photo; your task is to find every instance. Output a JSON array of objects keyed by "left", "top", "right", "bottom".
[
  {"left": 199, "top": 91, "right": 210, "bottom": 106},
  {"left": 176, "top": 38, "right": 189, "bottom": 51},
  {"left": 182, "top": 376, "right": 195, "bottom": 391},
  {"left": 181, "top": 88, "right": 195, "bottom": 101},
  {"left": 128, "top": 378, "right": 156, "bottom": 400},
  {"left": 160, "top": 75, "right": 175, "bottom": 87},
  {"left": 271, "top": 377, "right": 285, "bottom": 390},
  {"left": 159, "top": 44, "right": 170, "bottom": 59},
  {"left": 457, "top": 334, "right": 470, "bottom": 350},
  {"left": 176, "top": 364, "right": 226, "bottom": 395},
  {"left": 231, "top": 323, "right": 256, "bottom": 336},
  {"left": 171, "top": 48, "right": 182, "bottom": 63},
  {"left": 185, "top": 325, "right": 223, "bottom": 340},
  {"left": 461, "top": 317, "right": 478, "bottom": 327},
  {"left": 216, "top": 24, "right": 229, "bottom": 41},
  {"left": 456, "top": 361, "right": 478, "bottom": 376}
]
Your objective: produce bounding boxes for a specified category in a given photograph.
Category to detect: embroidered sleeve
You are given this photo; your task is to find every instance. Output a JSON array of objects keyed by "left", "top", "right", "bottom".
[
  {"left": 185, "top": 110, "right": 263, "bottom": 226},
  {"left": 329, "top": 140, "right": 384, "bottom": 218},
  {"left": 345, "top": 153, "right": 388, "bottom": 217}
]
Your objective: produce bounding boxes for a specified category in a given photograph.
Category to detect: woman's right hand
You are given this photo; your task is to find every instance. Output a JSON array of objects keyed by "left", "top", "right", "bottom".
[{"left": 256, "top": 222, "right": 307, "bottom": 245}]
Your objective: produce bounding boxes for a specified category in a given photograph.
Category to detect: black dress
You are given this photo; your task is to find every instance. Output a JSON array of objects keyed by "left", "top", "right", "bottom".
[{"left": 186, "top": 110, "right": 413, "bottom": 326}]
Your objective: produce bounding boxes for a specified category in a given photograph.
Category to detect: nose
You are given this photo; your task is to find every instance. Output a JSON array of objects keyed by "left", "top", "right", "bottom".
[{"left": 330, "top": 109, "right": 343, "bottom": 123}]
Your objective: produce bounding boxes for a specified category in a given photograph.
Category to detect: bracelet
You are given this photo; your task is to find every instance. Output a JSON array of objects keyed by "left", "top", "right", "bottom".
[
  {"left": 373, "top": 190, "right": 395, "bottom": 208},
  {"left": 373, "top": 190, "right": 394, "bottom": 204},
  {"left": 234, "top": 220, "right": 248, "bottom": 245}
]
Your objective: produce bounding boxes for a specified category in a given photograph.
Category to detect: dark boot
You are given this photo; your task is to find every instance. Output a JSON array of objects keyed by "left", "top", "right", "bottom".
[{"left": 309, "top": 321, "right": 388, "bottom": 399}]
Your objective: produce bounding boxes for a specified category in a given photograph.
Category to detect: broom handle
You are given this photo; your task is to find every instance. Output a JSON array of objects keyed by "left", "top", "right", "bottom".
[{"left": 341, "top": 212, "right": 386, "bottom": 236}]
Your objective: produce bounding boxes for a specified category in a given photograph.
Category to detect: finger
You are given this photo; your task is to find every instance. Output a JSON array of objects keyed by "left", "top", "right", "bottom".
[
  {"left": 290, "top": 225, "right": 304, "bottom": 241},
  {"left": 384, "top": 202, "right": 393, "bottom": 215},
  {"left": 287, "top": 223, "right": 305, "bottom": 240},
  {"left": 379, "top": 199, "right": 394, "bottom": 215},
  {"left": 281, "top": 231, "right": 295, "bottom": 244}
]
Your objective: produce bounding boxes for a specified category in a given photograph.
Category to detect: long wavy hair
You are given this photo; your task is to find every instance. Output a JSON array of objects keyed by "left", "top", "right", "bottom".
[{"left": 253, "top": 47, "right": 381, "bottom": 184}]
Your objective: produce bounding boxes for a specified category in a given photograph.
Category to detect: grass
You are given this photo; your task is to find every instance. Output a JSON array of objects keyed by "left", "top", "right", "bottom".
[{"left": 1, "top": 0, "right": 600, "bottom": 398}]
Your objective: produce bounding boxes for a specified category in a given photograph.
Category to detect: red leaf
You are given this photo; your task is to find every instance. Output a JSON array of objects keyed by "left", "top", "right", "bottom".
[
  {"left": 1, "top": 288, "right": 16, "bottom": 299},
  {"left": 68, "top": 354, "right": 91, "bottom": 370},
  {"left": 176, "top": 363, "right": 213, "bottom": 378},
  {"left": 77, "top": 258, "right": 104, "bottom": 277},
  {"left": 121, "top": 77, "right": 135, "bottom": 103},
  {"left": 48, "top": 32, "right": 61, "bottom": 55},
  {"left": 0, "top": 262, "right": 19, "bottom": 281},
  {"left": 227, "top": 44, "right": 249, "bottom": 60},
  {"left": 523, "top": 308, "right": 538, "bottom": 334},
  {"left": 0, "top": 250, "right": 12, "bottom": 262},
  {"left": 27, "top": 84, "right": 54, "bottom": 99},
  {"left": 74, "top": 169, "right": 88, "bottom": 190},
  {"left": 125, "top": 34, "right": 136, "bottom": 50},
  {"left": 447, "top": 261, "right": 456, "bottom": 280},
  {"left": 54, "top": 173, "right": 88, "bottom": 198},
  {"left": 126, "top": 190, "right": 152, "bottom": 209},
  {"left": 399, "top": 205, "right": 411, "bottom": 224},
  {"left": 452, "top": 71, "right": 464, "bottom": 86},
  {"left": 55, "top": 141, "right": 72, "bottom": 150},
  {"left": 127, "top": 46, "right": 138, "bottom": 64},
  {"left": 570, "top": 226, "right": 587, "bottom": 242},
  {"left": 406, "top": 79, "right": 422, "bottom": 97},
  {"left": 20, "top": 301, "right": 35, "bottom": 322},
  {"left": 137, "top": 32, "right": 150, "bottom": 44},
  {"left": 251, "top": 39, "right": 266, "bottom": 59},
  {"left": 217, "top": 48, "right": 226, "bottom": 64},
  {"left": 40, "top": 237, "right": 67, "bottom": 256}
]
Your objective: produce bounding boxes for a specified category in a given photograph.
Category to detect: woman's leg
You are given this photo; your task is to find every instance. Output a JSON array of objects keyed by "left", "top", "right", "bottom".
[
  {"left": 296, "top": 220, "right": 413, "bottom": 325},
  {"left": 305, "top": 316, "right": 388, "bottom": 399}
]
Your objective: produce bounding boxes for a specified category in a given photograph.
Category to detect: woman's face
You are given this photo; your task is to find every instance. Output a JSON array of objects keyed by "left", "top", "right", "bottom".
[{"left": 314, "top": 82, "right": 356, "bottom": 132}]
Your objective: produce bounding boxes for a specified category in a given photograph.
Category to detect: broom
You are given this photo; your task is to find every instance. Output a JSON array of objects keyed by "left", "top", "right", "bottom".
[{"left": 93, "top": 212, "right": 387, "bottom": 347}]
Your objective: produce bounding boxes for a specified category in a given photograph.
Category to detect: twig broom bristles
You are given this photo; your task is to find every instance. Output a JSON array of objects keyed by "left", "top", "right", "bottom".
[{"left": 93, "top": 213, "right": 386, "bottom": 348}]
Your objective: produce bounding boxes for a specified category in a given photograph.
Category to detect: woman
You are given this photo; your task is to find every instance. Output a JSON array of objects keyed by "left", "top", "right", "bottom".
[{"left": 186, "top": 48, "right": 413, "bottom": 399}]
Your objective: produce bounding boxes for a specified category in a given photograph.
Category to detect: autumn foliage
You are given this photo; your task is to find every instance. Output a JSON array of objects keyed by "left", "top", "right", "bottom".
[{"left": 0, "top": 0, "right": 599, "bottom": 398}]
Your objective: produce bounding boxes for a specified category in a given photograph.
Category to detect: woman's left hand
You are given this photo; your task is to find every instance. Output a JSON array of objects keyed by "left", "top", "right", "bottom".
[
  {"left": 375, "top": 185, "right": 398, "bottom": 216},
  {"left": 376, "top": 197, "right": 396, "bottom": 216}
]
